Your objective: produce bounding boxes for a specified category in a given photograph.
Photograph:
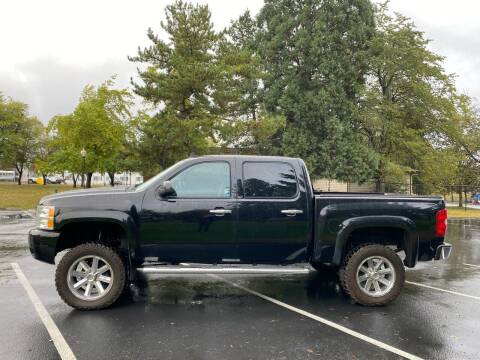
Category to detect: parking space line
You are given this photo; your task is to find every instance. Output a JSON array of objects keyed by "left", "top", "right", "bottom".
[
  {"left": 11, "top": 263, "right": 76, "bottom": 360},
  {"left": 406, "top": 280, "right": 480, "bottom": 301},
  {"left": 211, "top": 275, "right": 423, "bottom": 360}
]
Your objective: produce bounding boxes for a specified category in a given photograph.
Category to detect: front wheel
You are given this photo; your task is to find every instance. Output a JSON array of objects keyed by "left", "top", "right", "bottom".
[
  {"left": 340, "top": 244, "right": 405, "bottom": 306},
  {"left": 55, "top": 243, "right": 126, "bottom": 310}
]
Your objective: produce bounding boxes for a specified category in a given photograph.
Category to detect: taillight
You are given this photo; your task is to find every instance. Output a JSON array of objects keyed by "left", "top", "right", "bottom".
[{"left": 436, "top": 209, "right": 447, "bottom": 237}]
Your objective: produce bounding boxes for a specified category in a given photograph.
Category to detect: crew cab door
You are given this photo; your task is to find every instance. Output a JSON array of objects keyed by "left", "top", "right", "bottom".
[
  {"left": 139, "top": 160, "right": 237, "bottom": 263},
  {"left": 236, "top": 160, "right": 310, "bottom": 263}
]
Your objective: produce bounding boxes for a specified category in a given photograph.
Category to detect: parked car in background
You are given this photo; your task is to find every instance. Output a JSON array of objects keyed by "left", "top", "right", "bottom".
[{"left": 46, "top": 176, "right": 65, "bottom": 184}]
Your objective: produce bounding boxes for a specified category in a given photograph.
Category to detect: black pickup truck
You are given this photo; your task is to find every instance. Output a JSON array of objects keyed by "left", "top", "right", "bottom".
[{"left": 29, "top": 155, "right": 451, "bottom": 310}]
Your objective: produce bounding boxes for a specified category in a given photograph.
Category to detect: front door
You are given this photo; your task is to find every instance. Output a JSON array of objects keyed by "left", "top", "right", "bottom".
[
  {"left": 139, "top": 160, "right": 237, "bottom": 263},
  {"left": 236, "top": 160, "right": 310, "bottom": 263}
]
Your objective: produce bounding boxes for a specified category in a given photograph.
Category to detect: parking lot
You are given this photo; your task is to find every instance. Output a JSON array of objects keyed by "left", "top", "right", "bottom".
[{"left": 1, "top": 212, "right": 480, "bottom": 360}]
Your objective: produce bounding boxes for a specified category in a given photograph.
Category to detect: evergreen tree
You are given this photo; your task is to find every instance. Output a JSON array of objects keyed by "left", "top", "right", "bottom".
[
  {"left": 256, "top": 0, "right": 378, "bottom": 181},
  {"left": 129, "top": 1, "right": 221, "bottom": 170},
  {"left": 217, "top": 11, "right": 286, "bottom": 155}
]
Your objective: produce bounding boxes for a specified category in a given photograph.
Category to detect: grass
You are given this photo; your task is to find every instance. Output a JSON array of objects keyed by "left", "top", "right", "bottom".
[
  {"left": 0, "top": 183, "right": 77, "bottom": 210},
  {"left": 446, "top": 207, "right": 480, "bottom": 218}
]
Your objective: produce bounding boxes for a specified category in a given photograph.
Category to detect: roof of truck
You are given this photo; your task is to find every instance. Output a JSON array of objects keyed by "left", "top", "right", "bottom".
[{"left": 190, "top": 154, "right": 302, "bottom": 162}]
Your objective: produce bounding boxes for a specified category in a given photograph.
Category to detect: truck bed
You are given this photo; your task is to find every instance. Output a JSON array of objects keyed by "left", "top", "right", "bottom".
[
  {"left": 312, "top": 191, "right": 445, "bottom": 266},
  {"left": 314, "top": 191, "right": 443, "bottom": 201}
]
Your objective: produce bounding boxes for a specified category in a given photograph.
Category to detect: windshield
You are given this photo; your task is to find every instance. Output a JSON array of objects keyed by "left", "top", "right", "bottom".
[
  {"left": 134, "top": 164, "right": 172, "bottom": 192},
  {"left": 134, "top": 159, "right": 187, "bottom": 192}
]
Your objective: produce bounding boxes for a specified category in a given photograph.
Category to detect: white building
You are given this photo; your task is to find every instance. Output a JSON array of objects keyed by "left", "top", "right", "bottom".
[
  {"left": 63, "top": 171, "right": 143, "bottom": 186},
  {"left": 0, "top": 170, "right": 16, "bottom": 182}
]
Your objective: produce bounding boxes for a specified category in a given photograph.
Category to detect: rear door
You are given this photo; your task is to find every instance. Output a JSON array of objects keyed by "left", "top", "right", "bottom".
[{"left": 236, "top": 160, "right": 310, "bottom": 263}]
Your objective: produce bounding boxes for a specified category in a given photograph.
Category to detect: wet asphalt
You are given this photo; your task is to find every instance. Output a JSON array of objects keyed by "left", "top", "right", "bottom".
[{"left": 1, "top": 212, "right": 480, "bottom": 359}]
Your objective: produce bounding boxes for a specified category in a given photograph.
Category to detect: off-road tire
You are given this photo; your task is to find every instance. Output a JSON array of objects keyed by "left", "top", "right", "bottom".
[
  {"left": 55, "top": 243, "right": 126, "bottom": 310},
  {"left": 339, "top": 244, "right": 405, "bottom": 306}
]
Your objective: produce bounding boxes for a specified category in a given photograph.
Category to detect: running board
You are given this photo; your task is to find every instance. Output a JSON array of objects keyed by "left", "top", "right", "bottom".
[{"left": 137, "top": 265, "right": 312, "bottom": 275}]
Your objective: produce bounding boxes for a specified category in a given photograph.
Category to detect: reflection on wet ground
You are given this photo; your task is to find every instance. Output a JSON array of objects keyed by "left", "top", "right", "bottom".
[{"left": 1, "top": 216, "right": 480, "bottom": 359}]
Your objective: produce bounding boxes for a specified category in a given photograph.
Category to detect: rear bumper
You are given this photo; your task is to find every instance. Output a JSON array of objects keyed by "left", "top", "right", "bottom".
[
  {"left": 28, "top": 229, "right": 60, "bottom": 264},
  {"left": 434, "top": 243, "right": 452, "bottom": 260}
]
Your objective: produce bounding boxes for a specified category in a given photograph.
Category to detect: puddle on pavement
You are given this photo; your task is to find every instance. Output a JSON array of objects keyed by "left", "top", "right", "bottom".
[
  {"left": 0, "top": 211, "right": 34, "bottom": 283},
  {"left": 0, "top": 211, "right": 34, "bottom": 224},
  {"left": 0, "top": 260, "right": 20, "bottom": 285}
]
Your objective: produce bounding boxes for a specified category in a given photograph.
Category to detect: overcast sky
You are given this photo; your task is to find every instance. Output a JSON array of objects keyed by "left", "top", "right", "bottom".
[{"left": 1, "top": 0, "right": 479, "bottom": 123}]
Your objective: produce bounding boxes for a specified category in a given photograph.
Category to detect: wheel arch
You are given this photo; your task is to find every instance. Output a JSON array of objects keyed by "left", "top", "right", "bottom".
[
  {"left": 332, "top": 216, "right": 418, "bottom": 268},
  {"left": 55, "top": 211, "right": 138, "bottom": 261}
]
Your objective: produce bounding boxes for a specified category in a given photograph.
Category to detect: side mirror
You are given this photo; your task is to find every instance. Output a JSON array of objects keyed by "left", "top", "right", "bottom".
[{"left": 158, "top": 180, "right": 176, "bottom": 198}]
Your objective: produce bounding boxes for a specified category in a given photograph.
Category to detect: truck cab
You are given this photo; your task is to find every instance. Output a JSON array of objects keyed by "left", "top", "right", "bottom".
[{"left": 137, "top": 156, "right": 312, "bottom": 265}]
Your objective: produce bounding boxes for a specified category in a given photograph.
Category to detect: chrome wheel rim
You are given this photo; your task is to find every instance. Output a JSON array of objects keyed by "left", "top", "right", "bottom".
[
  {"left": 67, "top": 255, "right": 114, "bottom": 301},
  {"left": 356, "top": 256, "right": 395, "bottom": 297}
]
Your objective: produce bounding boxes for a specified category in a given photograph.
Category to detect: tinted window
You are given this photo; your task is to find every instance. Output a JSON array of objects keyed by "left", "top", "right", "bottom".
[
  {"left": 170, "top": 162, "right": 231, "bottom": 198},
  {"left": 243, "top": 162, "right": 297, "bottom": 198}
]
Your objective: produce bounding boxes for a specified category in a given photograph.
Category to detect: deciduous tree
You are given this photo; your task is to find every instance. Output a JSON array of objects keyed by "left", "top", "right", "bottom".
[
  {"left": 0, "top": 94, "right": 43, "bottom": 184},
  {"left": 47, "top": 79, "right": 132, "bottom": 188}
]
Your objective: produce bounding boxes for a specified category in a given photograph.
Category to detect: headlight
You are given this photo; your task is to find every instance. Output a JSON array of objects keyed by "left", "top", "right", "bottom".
[{"left": 37, "top": 206, "right": 55, "bottom": 230}]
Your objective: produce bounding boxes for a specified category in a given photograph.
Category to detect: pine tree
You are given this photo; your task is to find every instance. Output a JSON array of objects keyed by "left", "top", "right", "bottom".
[
  {"left": 129, "top": 1, "right": 222, "bottom": 169},
  {"left": 256, "top": 0, "right": 378, "bottom": 181}
]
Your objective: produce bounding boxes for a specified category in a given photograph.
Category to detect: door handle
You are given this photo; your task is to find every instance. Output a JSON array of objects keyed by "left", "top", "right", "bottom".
[
  {"left": 209, "top": 209, "right": 232, "bottom": 217},
  {"left": 281, "top": 209, "right": 303, "bottom": 217}
]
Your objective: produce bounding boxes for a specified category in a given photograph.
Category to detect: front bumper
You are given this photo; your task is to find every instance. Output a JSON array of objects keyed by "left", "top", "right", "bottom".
[
  {"left": 28, "top": 228, "right": 61, "bottom": 264},
  {"left": 434, "top": 242, "right": 452, "bottom": 260}
]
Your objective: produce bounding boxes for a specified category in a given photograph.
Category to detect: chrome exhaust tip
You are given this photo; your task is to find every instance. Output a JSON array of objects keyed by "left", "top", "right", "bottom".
[{"left": 434, "top": 243, "right": 452, "bottom": 260}]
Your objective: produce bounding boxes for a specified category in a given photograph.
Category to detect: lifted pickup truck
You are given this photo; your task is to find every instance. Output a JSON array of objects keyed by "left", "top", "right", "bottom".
[{"left": 29, "top": 155, "right": 451, "bottom": 310}]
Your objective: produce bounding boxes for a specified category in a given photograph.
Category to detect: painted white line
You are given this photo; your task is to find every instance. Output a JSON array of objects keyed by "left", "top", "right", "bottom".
[
  {"left": 464, "top": 263, "right": 480, "bottom": 268},
  {"left": 211, "top": 275, "right": 422, "bottom": 360},
  {"left": 11, "top": 263, "right": 76, "bottom": 360},
  {"left": 406, "top": 280, "right": 480, "bottom": 301}
]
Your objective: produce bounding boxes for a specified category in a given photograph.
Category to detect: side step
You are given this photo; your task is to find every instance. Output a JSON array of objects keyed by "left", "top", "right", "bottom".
[{"left": 137, "top": 265, "right": 312, "bottom": 275}]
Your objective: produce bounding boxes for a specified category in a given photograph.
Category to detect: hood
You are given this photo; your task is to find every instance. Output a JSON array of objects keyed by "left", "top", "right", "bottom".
[{"left": 39, "top": 186, "right": 133, "bottom": 206}]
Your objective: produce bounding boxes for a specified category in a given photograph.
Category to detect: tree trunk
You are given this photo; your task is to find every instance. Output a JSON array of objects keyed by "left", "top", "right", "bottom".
[
  {"left": 108, "top": 172, "right": 115, "bottom": 186},
  {"left": 458, "top": 186, "right": 463, "bottom": 208},
  {"left": 42, "top": 174, "right": 47, "bottom": 186},
  {"left": 86, "top": 172, "right": 93, "bottom": 188},
  {"left": 16, "top": 167, "right": 23, "bottom": 185},
  {"left": 72, "top": 174, "right": 77, "bottom": 188}
]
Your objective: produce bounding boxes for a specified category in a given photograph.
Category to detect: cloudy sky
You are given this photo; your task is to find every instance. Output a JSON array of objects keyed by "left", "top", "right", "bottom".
[{"left": 1, "top": 0, "right": 479, "bottom": 123}]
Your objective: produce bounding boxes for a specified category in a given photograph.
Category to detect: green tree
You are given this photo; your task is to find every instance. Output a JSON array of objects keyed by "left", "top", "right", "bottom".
[
  {"left": 129, "top": 1, "right": 224, "bottom": 172},
  {"left": 256, "top": 0, "right": 378, "bottom": 181},
  {"left": 359, "top": 3, "right": 458, "bottom": 191},
  {"left": 215, "top": 11, "right": 286, "bottom": 155},
  {"left": 48, "top": 79, "right": 132, "bottom": 188},
  {"left": 443, "top": 96, "right": 480, "bottom": 166},
  {"left": 44, "top": 119, "right": 84, "bottom": 187},
  {"left": 0, "top": 94, "right": 43, "bottom": 184},
  {"left": 34, "top": 128, "right": 55, "bottom": 185}
]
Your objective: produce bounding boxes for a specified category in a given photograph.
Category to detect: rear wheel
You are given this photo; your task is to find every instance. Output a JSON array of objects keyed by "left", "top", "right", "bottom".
[
  {"left": 340, "top": 244, "right": 404, "bottom": 306},
  {"left": 55, "top": 243, "right": 126, "bottom": 310}
]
